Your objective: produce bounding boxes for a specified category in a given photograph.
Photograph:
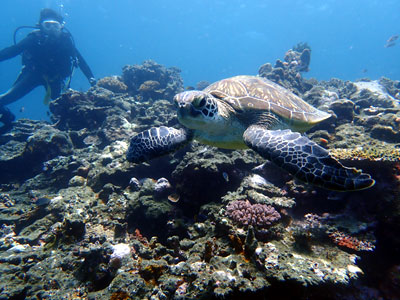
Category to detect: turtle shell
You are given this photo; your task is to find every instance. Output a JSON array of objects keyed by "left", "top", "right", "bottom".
[{"left": 203, "top": 75, "right": 330, "bottom": 130}]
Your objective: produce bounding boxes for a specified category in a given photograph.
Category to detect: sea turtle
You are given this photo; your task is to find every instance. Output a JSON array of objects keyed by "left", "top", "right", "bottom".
[{"left": 127, "top": 75, "right": 374, "bottom": 191}]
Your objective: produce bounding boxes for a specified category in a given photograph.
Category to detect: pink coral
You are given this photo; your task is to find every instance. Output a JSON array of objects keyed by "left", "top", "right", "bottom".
[{"left": 226, "top": 200, "right": 281, "bottom": 227}]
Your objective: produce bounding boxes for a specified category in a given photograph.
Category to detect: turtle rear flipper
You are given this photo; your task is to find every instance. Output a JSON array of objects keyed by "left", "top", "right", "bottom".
[
  {"left": 243, "top": 126, "right": 375, "bottom": 191},
  {"left": 127, "top": 126, "right": 192, "bottom": 163}
]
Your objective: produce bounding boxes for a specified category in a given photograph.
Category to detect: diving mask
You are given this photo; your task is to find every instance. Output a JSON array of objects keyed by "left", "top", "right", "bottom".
[{"left": 41, "top": 19, "right": 63, "bottom": 35}]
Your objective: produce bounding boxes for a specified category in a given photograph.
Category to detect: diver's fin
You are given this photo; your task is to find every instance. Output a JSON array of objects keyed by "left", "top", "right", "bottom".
[{"left": 43, "top": 77, "right": 51, "bottom": 105}]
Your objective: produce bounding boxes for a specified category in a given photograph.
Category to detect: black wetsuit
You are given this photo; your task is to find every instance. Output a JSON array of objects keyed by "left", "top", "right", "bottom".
[{"left": 0, "top": 29, "right": 94, "bottom": 114}]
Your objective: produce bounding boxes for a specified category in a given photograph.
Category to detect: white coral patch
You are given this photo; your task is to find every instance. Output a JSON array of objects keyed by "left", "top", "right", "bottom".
[
  {"left": 111, "top": 243, "right": 131, "bottom": 259},
  {"left": 121, "top": 117, "right": 134, "bottom": 130},
  {"left": 111, "top": 140, "right": 129, "bottom": 155},
  {"left": 354, "top": 81, "right": 391, "bottom": 96},
  {"left": 255, "top": 247, "right": 263, "bottom": 256},
  {"left": 7, "top": 244, "right": 30, "bottom": 253},
  {"left": 50, "top": 195, "right": 63, "bottom": 204},
  {"left": 213, "top": 270, "right": 236, "bottom": 283},
  {"left": 190, "top": 262, "right": 206, "bottom": 272},
  {"left": 322, "top": 90, "right": 339, "bottom": 102},
  {"left": 347, "top": 265, "right": 363, "bottom": 274},
  {"left": 248, "top": 174, "right": 269, "bottom": 187},
  {"left": 354, "top": 80, "right": 396, "bottom": 104}
]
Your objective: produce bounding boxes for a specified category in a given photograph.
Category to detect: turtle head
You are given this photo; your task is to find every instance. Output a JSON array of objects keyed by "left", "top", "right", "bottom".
[{"left": 173, "top": 91, "right": 220, "bottom": 129}]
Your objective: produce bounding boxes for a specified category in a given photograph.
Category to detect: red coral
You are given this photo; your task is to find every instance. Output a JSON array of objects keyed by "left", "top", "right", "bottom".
[
  {"left": 132, "top": 228, "right": 148, "bottom": 245},
  {"left": 329, "top": 230, "right": 375, "bottom": 251}
]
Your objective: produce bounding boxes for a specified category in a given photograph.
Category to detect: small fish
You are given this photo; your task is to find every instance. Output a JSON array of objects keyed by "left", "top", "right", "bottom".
[
  {"left": 185, "top": 86, "right": 195, "bottom": 91},
  {"left": 384, "top": 42, "right": 396, "bottom": 48},
  {"left": 327, "top": 192, "right": 344, "bottom": 201},
  {"left": 222, "top": 172, "right": 229, "bottom": 182},
  {"left": 35, "top": 197, "right": 51, "bottom": 206},
  {"left": 19, "top": 106, "right": 25, "bottom": 113},
  {"left": 386, "top": 34, "right": 399, "bottom": 43},
  {"left": 320, "top": 138, "right": 328, "bottom": 144},
  {"left": 138, "top": 178, "right": 156, "bottom": 185},
  {"left": 198, "top": 146, "right": 209, "bottom": 154},
  {"left": 361, "top": 69, "right": 368, "bottom": 73},
  {"left": 167, "top": 193, "right": 180, "bottom": 203},
  {"left": 252, "top": 162, "right": 267, "bottom": 171}
]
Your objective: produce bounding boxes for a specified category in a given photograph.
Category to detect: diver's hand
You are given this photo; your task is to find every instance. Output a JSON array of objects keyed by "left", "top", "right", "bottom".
[{"left": 89, "top": 77, "right": 97, "bottom": 86}]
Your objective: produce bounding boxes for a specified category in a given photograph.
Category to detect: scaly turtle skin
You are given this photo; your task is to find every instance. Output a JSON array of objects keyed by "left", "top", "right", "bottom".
[{"left": 127, "top": 75, "right": 374, "bottom": 191}]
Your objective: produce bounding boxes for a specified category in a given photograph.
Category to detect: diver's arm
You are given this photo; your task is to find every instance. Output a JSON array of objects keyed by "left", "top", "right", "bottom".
[
  {"left": 75, "top": 49, "right": 95, "bottom": 84},
  {"left": 0, "top": 34, "right": 33, "bottom": 62}
]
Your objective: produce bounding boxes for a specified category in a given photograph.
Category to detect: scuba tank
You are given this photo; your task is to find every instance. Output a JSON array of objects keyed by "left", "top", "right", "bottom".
[
  {"left": 13, "top": 23, "right": 79, "bottom": 102},
  {"left": 13, "top": 25, "right": 37, "bottom": 45}
]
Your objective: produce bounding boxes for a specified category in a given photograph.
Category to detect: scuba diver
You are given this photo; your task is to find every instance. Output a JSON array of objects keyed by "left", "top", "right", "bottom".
[{"left": 0, "top": 8, "right": 96, "bottom": 134}]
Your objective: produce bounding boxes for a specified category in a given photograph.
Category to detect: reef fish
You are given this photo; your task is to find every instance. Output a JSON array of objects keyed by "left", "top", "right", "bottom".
[
  {"left": 35, "top": 197, "right": 51, "bottom": 206},
  {"left": 384, "top": 34, "right": 398, "bottom": 48},
  {"left": 222, "top": 172, "right": 229, "bottom": 182},
  {"left": 386, "top": 34, "right": 399, "bottom": 43}
]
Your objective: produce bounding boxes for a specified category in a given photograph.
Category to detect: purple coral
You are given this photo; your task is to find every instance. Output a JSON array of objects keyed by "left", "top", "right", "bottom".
[{"left": 226, "top": 200, "right": 281, "bottom": 227}]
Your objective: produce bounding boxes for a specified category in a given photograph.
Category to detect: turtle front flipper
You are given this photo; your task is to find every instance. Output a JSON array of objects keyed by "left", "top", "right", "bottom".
[
  {"left": 243, "top": 126, "right": 375, "bottom": 191},
  {"left": 127, "top": 126, "right": 192, "bottom": 163}
]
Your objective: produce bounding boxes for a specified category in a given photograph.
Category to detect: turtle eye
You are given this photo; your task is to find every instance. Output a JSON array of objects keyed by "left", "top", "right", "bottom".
[
  {"left": 194, "top": 97, "right": 206, "bottom": 108},
  {"left": 199, "top": 98, "right": 206, "bottom": 107}
]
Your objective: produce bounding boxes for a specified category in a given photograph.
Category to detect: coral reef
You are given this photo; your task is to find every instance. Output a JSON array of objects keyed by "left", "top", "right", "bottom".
[
  {"left": 0, "top": 120, "right": 73, "bottom": 183},
  {"left": 1, "top": 56, "right": 400, "bottom": 299},
  {"left": 284, "top": 43, "right": 311, "bottom": 72},
  {"left": 48, "top": 61, "right": 180, "bottom": 150},
  {"left": 258, "top": 43, "right": 314, "bottom": 94},
  {"left": 122, "top": 59, "right": 183, "bottom": 101}
]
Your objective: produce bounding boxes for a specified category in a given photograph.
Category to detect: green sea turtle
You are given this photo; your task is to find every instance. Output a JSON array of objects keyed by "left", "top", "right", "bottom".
[{"left": 127, "top": 75, "right": 374, "bottom": 191}]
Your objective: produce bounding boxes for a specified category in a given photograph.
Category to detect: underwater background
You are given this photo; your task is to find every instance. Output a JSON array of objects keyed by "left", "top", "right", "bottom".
[
  {"left": 0, "top": 0, "right": 399, "bottom": 120},
  {"left": 2, "top": 1, "right": 400, "bottom": 299}
]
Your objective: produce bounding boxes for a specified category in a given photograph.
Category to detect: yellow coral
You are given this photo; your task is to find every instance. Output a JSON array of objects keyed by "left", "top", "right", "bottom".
[
  {"left": 110, "top": 291, "right": 130, "bottom": 300},
  {"left": 331, "top": 146, "right": 400, "bottom": 162},
  {"left": 138, "top": 80, "right": 160, "bottom": 92},
  {"left": 97, "top": 76, "right": 128, "bottom": 93}
]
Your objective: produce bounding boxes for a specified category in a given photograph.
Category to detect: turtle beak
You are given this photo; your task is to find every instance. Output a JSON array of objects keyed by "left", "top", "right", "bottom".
[
  {"left": 174, "top": 91, "right": 207, "bottom": 121},
  {"left": 177, "top": 104, "right": 201, "bottom": 120},
  {"left": 174, "top": 93, "right": 194, "bottom": 118},
  {"left": 174, "top": 96, "right": 187, "bottom": 117},
  {"left": 176, "top": 100, "right": 187, "bottom": 109},
  {"left": 174, "top": 94, "right": 187, "bottom": 109}
]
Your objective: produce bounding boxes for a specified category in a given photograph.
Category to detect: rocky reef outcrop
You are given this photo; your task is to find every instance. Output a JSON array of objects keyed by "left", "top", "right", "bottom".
[
  {"left": 1, "top": 57, "right": 400, "bottom": 299},
  {"left": 122, "top": 59, "right": 183, "bottom": 102}
]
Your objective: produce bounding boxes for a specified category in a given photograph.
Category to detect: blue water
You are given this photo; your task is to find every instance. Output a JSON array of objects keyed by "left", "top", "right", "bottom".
[{"left": 1, "top": 0, "right": 399, "bottom": 121}]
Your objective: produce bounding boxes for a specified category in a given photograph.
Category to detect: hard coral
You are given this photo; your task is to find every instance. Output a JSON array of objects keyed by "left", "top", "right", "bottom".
[
  {"left": 122, "top": 60, "right": 183, "bottom": 101},
  {"left": 97, "top": 76, "right": 128, "bottom": 93},
  {"left": 330, "top": 146, "right": 400, "bottom": 162},
  {"left": 138, "top": 80, "right": 160, "bottom": 92},
  {"left": 226, "top": 200, "right": 281, "bottom": 228}
]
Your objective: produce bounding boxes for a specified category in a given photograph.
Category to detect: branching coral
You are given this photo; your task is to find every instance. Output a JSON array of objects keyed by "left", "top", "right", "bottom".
[{"left": 226, "top": 200, "right": 281, "bottom": 227}]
